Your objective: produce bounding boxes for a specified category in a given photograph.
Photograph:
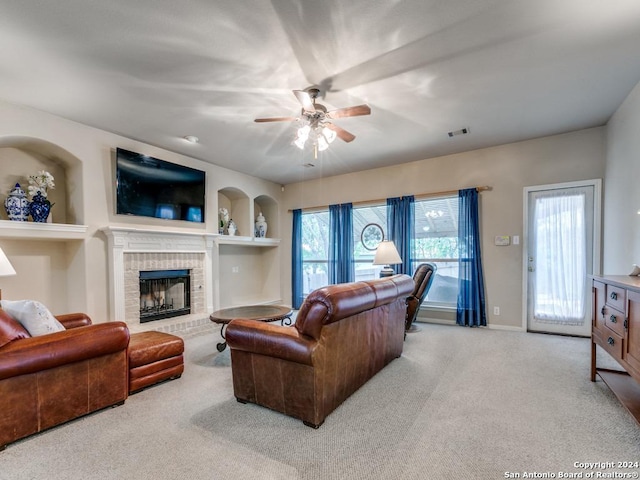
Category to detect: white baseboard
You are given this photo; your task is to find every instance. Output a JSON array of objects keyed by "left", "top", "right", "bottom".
[{"left": 416, "top": 318, "right": 525, "bottom": 332}]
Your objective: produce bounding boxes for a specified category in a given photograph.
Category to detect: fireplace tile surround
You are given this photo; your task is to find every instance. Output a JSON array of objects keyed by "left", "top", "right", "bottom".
[
  {"left": 127, "top": 255, "right": 199, "bottom": 322},
  {"left": 102, "top": 227, "right": 216, "bottom": 334}
]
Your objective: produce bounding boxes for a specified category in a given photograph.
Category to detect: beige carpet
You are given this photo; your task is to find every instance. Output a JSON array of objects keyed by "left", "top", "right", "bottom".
[{"left": 1, "top": 323, "right": 639, "bottom": 480}]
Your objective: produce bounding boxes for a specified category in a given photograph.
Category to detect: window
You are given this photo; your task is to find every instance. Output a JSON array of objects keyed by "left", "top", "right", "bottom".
[
  {"left": 413, "top": 196, "right": 459, "bottom": 306},
  {"left": 299, "top": 195, "right": 460, "bottom": 306},
  {"left": 353, "top": 205, "right": 387, "bottom": 281},
  {"left": 301, "top": 211, "right": 329, "bottom": 296}
]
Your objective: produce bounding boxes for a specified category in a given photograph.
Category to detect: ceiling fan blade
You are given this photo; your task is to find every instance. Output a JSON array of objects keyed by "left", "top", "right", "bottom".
[
  {"left": 293, "top": 90, "right": 316, "bottom": 113},
  {"left": 254, "top": 116, "right": 297, "bottom": 123},
  {"left": 325, "top": 123, "right": 356, "bottom": 143},
  {"left": 327, "top": 104, "right": 371, "bottom": 119}
]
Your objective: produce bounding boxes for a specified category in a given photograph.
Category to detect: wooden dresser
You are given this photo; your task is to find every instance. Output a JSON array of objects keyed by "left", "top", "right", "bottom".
[{"left": 591, "top": 275, "right": 640, "bottom": 425}]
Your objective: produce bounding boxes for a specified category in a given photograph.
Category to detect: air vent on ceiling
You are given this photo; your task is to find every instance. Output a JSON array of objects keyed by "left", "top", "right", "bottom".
[{"left": 448, "top": 127, "right": 469, "bottom": 138}]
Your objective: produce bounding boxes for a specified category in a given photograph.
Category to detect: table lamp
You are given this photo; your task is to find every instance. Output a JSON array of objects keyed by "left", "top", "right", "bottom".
[
  {"left": 0, "top": 246, "right": 17, "bottom": 300},
  {"left": 373, "top": 241, "right": 402, "bottom": 277}
]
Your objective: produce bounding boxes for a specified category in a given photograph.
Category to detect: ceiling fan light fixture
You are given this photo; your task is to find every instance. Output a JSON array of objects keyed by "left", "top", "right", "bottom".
[
  {"left": 298, "top": 124, "right": 310, "bottom": 137},
  {"left": 322, "top": 126, "right": 337, "bottom": 144},
  {"left": 255, "top": 88, "right": 371, "bottom": 156},
  {"left": 294, "top": 125, "right": 310, "bottom": 149},
  {"left": 317, "top": 136, "right": 329, "bottom": 151},
  {"left": 294, "top": 137, "right": 306, "bottom": 150}
]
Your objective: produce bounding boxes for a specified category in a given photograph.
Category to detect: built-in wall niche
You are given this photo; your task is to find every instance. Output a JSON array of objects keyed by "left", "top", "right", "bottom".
[
  {"left": 0, "top": 145, "right": 75, "bottom": 225},
  {"left": 253, "top": 195, "right": 278, "bottom": 238},
  {"left": 218, "top": 187, "right": 249, "bottom": 237},
  {"left": 218, "top": 244, "right": 281, "bottom": 307}
]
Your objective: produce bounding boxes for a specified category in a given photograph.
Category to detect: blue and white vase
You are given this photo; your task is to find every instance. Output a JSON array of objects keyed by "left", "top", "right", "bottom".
[
  {"left": 29, "top": 192, "right": 51, "bottom": 223},
  {"left": 255, "top": 212, "right": 267, "bottom": 238},
  {"left": 4, "top": 183, "right": 30, "bottom": 221}
]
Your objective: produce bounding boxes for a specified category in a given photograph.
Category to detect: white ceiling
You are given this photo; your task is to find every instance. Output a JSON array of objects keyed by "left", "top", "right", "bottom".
[{"left": 1, "top": 0, "right": 640, "bottom": 185}]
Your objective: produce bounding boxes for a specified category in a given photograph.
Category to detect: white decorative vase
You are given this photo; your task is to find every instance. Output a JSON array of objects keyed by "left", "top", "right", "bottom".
[
  {"left": 227, "top": 219, "right": 236, "bottom": 236},
  {"left": 255, "top": 212, "right": 267, "bottom": 238}
]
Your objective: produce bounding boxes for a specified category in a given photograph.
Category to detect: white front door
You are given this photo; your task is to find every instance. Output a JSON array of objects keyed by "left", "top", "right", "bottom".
[{"left": 524, "top": 180, "right": 601, "bottom": 336}]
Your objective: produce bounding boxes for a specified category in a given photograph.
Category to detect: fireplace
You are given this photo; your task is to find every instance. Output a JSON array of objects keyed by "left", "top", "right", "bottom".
[
  {"left": 102, "top": 227, "right": 215, "bottom": 333},
  {"left": 139, "top": 269, "right": 191, "bottom": 323}
]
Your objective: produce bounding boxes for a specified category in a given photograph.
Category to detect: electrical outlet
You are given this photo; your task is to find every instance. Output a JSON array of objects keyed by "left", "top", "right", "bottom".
[
  {"left": 232, "top": 266, "right": 239, "bottom": 273},
  {"left": 493, "top": 306, "right": 500, "bottom": 316}
]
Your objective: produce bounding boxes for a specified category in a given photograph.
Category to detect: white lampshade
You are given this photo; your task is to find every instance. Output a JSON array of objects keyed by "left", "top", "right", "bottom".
[
  {"left": 373, "top": 241, "right": 402, "bottom": 266},
  {"left": 0, "top": 247, "right": 16, "bottom": 300},
  {"left": 0, "top": 247, "right": 16, "bottom": 277},
  {"left": 322, "top": 126, "right": 337, "bottom": 144}
]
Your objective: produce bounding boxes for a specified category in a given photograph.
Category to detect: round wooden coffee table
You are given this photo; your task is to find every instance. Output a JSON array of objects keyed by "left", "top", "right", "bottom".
[{"left": 209, "top": 305, "right": 293, "bottom": 352}]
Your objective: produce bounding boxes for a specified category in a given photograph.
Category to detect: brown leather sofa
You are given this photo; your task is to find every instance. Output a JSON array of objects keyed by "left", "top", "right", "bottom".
[
  {"left": 0, "top": 310, "right": 130, "bottom": 450},
  {"left": 226, "top": 274, "right": 414, "bottom": 428}
]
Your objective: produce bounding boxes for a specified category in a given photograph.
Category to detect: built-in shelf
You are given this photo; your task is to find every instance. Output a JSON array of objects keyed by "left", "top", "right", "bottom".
[
  {"left": 215, "top": 235, "right": 280, "bottom": 247},
  {"left": 0, "top": 220, "right": 88, "bottom": 241}
]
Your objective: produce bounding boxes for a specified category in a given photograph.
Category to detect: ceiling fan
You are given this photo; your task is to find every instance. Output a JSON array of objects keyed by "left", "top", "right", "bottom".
[{"left": 254, "top": 87, "right": 371, "bottom": 157}]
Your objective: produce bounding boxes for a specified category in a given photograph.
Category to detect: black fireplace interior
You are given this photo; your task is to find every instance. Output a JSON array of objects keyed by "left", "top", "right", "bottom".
[{"left": 139, "top": 269, "right": 191, "bottom": 323}]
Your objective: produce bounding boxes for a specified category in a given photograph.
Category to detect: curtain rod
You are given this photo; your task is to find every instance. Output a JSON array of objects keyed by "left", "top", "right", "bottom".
[{"left": 288, "top": 186, "right": 491, "bottom": 213}]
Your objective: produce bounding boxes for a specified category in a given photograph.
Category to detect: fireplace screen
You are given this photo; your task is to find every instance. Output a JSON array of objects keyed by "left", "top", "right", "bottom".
[{"left": 139, "top": 269, "right": 191, "bottom": 323}]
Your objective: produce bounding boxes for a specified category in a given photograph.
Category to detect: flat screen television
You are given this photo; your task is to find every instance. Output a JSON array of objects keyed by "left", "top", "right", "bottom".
[{"left": 116, "top": 148, "right": 206, "bottom": 223}]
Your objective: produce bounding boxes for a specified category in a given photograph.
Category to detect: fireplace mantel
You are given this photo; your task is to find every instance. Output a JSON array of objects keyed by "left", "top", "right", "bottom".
[{"left": 101, "top": 227, "right": 216, "bottom": 322}]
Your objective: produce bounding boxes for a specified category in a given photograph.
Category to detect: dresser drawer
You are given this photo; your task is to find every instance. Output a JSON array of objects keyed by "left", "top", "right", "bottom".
[
  {"left": 595, "top": 328, "right": 624, "bottom": 360},
  {"left": 606, "top": 284, "right": 626, "bottom": 312},
  {"left": 604, "top": 305, "right": 626, "bottom": 337}
]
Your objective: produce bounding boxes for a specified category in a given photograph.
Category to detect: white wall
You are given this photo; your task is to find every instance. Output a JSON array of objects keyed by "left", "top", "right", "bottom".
[
  {"left": 281, "top": 127, "right": 606, "bottom": 329},
  {"left": 0, "top": 95, "right": 623, "bottom": 328},
  {"left": 604, "top": 80, "right": 640, "bottom": 273},
  {"left": 0, "top": 101, "right": 282, "bottom": 320}
]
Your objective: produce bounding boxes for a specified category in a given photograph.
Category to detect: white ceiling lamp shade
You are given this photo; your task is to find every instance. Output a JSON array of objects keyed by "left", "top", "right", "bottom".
[
  {"left": 294, "top": 124, "right": 310, "bottom": 149},
  {"left": 294, "top": 122, "right": 337, "bottom": 157}
]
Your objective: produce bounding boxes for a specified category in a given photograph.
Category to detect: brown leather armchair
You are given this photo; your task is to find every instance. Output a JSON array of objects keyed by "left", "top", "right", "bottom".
[
  {"left": 0, "top": 310, "right": 130, "bottom": 450},
  {"left": 405, "top": 263, "right": 436, "bottom": 332}
]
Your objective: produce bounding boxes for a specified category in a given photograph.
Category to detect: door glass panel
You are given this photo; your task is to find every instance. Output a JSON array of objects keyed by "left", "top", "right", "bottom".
[{"left": 533, "top": 190, "right": 586, "bottom": 324}]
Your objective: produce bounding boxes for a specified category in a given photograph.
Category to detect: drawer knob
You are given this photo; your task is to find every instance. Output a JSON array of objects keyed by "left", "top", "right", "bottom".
[
  {"left": 607, "top": 336, "right": 615, "bottom": 346},
  {"left": 610, "top": 314, "right": 617, "bottom": 323},
  {"left": 610, "top": 292, "right": 618, "bottom": 300}
]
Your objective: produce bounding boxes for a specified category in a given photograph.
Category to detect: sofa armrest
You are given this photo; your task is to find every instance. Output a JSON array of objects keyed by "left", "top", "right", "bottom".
[
  {"left": 0, "top": 321, "right": 129, "bottom": 380},
  {"left": 226, "top": 318, "right": 316, "bottom": 366},
  {"left": 55, "top": 312, "right": 93, "bottom": 329}
]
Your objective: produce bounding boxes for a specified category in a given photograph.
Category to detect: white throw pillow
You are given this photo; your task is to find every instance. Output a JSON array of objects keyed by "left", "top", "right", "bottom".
[{"left": 0, "top": 300, "right": 65, "bottom": 337}]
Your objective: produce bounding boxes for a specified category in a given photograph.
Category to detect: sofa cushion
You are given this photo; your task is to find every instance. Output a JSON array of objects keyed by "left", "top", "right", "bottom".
[
  {"left": 0, "top": 300, "right": 65, "bottom": 337},
  {"left": 0, "top": 309, "right": 31, "bottom": 348}
]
